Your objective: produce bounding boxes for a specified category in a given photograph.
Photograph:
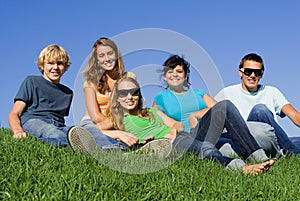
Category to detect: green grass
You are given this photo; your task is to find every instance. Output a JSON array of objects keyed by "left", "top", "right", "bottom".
[{"left": 0, "top": 127, "right": 300, "bottom": 201}]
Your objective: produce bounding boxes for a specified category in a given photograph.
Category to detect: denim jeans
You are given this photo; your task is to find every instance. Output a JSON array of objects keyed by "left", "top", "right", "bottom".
[
  {"left": 218, "top": 121, "right": 282, "bottom": 158},
  {"left": 216, "top": 132, "right": 242, "bottom": 156},
  {"left": 173, "top": 100, "right": 268, "bottom": 170},
  {"left": 23, "top": 118, "right": 70, "bottom": 147},
  {"left": 79, "top": 118, "right": 129, "bottom": 150},
  {"left": 289, "top": 137, "right": 300, "bottom": 148},
  {"left": 246, "top": 121, "right": 282, "bottom": 157},
  {"left": 173, "top": 133, "right": 237, "bottom": 168},
  {"left": 247, "top": 104, "right": 300, "bottom": 155}
]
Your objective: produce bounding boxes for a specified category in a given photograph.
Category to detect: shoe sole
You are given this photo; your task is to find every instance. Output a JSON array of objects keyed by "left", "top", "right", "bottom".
[
  {"left": 134, "top": 139, "right": 173, "bottom": 158},
  {"left": 67, "top": 126, "right": 99, "bottom": 155}
]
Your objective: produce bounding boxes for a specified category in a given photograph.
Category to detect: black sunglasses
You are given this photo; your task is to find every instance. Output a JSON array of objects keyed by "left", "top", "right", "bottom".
[
  {"left": 240, "top": 68, "right": 264, "bottom": 77},
  {"left": 117, "top": 88, "right": 140, "bottom": 98}
]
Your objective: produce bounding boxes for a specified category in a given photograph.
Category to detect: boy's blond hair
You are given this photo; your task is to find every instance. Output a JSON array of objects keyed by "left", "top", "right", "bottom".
[{"left": 36, "top": 44, "right": 71, "bottom": 73}]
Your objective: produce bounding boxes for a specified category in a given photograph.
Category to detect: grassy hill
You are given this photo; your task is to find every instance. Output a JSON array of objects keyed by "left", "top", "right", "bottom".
[{"left": 0, "top": 128, "right": 299, "bottom": 200}]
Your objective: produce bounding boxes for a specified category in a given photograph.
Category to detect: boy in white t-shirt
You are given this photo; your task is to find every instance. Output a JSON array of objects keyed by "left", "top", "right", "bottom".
[{"left": 215, "top": 53, "right": 300, "bottom": 157}]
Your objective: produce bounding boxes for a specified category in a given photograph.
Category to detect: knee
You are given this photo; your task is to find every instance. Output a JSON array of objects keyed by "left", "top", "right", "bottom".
[
  {"left": 217, "top": 100, "right": 239, "bottom": 115},
  {"left": 251, "top": 104, "right": 270, "bottom": 114},
  {"left": 249, "top": 104, "right": 274, "bottom": 120},
  {"left": 216, "top": 100, "right": 236, "bottom": 111}
]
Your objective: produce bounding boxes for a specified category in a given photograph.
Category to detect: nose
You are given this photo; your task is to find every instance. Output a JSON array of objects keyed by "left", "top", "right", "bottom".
[
  {"left": 249, "top": 72, "right": 256, "bottom": 77},
  {"left": 53, "top": 63, "right": 58, "bottom": 69},
  {"left": 104, "top": 53, "right": 112, "bottom": 62},
  {"left": 126, "top": 93, "right": 133, "bottom": 99},
  {"left": 172, "top": 71, "right": 178, "bottom": 76}
]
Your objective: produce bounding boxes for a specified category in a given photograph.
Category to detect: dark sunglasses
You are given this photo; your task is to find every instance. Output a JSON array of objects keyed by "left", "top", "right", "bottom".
[
  {"left": 117, "top": 88, "right": 140, "bottom": 98},
  {"left": 240, "top": 68, "right": 264, "bottom": 77}
]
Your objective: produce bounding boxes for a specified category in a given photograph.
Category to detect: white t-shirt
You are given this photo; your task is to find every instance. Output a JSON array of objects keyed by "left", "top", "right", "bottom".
[{"left": 214, "top": 84, "right": 289, "bottom": 122}]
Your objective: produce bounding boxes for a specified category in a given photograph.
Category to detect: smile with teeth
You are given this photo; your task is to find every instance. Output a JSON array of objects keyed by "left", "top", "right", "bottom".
[
  {"left": 247, "top": 78, "right": 257, "bottom": 84},
  {"left": 105, "top": 60, "right": 114, "bottom": 65},
  {"left": 51, "top": 71, "right": 61, "bottom": 75},
  {"left": 170, "top": 78, "right": 181, "bottom": 82},
  {"left": 125, "top": 101, "right": 135, "bottom": 106}
]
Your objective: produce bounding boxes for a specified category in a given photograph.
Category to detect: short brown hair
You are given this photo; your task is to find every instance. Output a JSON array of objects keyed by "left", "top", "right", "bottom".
[{"left": 239, "top": 53, "right": 264, "bottom": 70}]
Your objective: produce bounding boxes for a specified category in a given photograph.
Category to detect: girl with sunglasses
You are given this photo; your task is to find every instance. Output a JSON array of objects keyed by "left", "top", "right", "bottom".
[
  {"left": 107, "top": 74, "right": 275, "bottom": 175},
  {"left": 69, "top": 38, "right": 172, "bottom": 155}
]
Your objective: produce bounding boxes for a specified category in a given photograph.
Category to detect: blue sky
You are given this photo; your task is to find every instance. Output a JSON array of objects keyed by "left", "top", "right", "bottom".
[{"left": 1, "top": 0, "right": 300, "bottom": 137}]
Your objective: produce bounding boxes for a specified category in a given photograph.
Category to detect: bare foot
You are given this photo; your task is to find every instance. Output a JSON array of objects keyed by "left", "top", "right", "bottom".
[{"left": 242, "top": 159, "right": 275, "bottom": 176}]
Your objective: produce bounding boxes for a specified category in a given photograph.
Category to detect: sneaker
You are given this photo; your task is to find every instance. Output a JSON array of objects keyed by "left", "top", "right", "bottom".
[
  {"left": 134, "top": 139, "right": 173, "bottom": 158},
  {"left": 67, "top": 126, "right": 99, "bottom": 155}
]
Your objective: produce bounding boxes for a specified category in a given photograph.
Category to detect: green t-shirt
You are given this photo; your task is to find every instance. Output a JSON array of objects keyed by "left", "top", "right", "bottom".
[{"left": 124, "top": 107, "right": 171, "bottom": 143}]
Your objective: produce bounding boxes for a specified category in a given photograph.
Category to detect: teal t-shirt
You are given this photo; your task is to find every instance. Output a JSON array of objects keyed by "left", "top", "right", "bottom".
[
  {"left": 124, "top": 107, "right": 171, "bottom": 143},
  {"left": 154, "top": 89, "right": 207, "bottom": 132}
]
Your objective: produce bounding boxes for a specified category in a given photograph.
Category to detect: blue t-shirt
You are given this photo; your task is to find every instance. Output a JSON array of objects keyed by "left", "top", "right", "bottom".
[
  {"left": 154, "top": 89, "right": 207, "bottom": 132},
  {"left": 14, "top": 76, "right": 73, "bottom": 126}
]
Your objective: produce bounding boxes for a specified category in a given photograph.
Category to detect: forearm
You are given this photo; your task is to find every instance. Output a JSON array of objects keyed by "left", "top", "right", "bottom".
[
  {"left": 189, "top": 113, "right": 199, "bottom": 129},
  {"left": 101, "top": 130, "right": 122, "bottom": 140},
  {"left": 95, "top": 118, "right": 115, "bottom": 130},
  {"left": 164, "top": 128, "right": 177, "bottom": 142},
  {"left": 188, "top": 109, "right": 209, "bottom": 129},
  {"left": 196, "top": 108, "right": 210, "bottom": 119},
  {"left": 157, "top": 110, "right": 184, "bottom": 132},
  {"left": 172, "top": 122, "right": 184, "bottom": 133},
  {"left": 8, "top": 113, "right": 26, "bottom": 138},
  {"left": 291, "top": 115, "right": 300, "bottom": 128},
  {"left": 8, "top": 114, "right": 23, "bottom": 133},
  {"left": 101, "top": 130, "right": 139, "bottom": 146},
  {"left": 282, "top": 104, "right": 300, "bottom": 127}
]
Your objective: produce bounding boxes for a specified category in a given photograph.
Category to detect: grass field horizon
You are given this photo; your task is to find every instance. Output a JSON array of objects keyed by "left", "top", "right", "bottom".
[{"left": 1, "top": 127, "right": 300, "bottom": 200}]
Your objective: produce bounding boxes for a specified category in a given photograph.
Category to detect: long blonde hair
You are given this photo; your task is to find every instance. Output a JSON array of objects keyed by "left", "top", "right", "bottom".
[
  {"left": 106, "top": 74, "right": 149, "bottom": 130},
  {"left": 84, "top": 37, "right": 125, "bottom": 94}
]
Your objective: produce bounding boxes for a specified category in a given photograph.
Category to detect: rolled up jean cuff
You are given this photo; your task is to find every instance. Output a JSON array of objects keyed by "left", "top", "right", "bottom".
[
  {"left": 226, "top": 159, "right": 246, "bottom": 171},
  {"left": 246, "top": 149, "right": 269, "bottom": 163}
]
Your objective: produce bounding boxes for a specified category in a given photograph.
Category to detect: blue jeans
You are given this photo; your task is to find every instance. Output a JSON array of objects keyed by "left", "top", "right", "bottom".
[
  {"left": 23, "top": 118, "right": 70, "bottom": 147},
  {"left": 290, "top": 137, "right": 300, "bottom": 148},
  {"left": 173, "top": 133, "right": 234, "bottom": 167},
  {"left": 218, "top": 121, "right": 282, "bottom": 158},
  {"left": 173, "top": 101, "right": 268, "bottom": 170},
  {"left": 246, "top": 121, "right": 282, "bottom": 157},
  {"left": 79, "top": 118, "right": 129, "bottom": 150},
  {"left": 216, "top": 132, "right": 242, "bottom": 156},
  {"left": 247, "top": 104, "right": 300, "bottom": 155}
]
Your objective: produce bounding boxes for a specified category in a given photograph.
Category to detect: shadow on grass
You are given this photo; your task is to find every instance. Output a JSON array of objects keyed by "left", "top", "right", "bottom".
[{"left": 91, "top": 150, "right": 181, "bottom": 174}]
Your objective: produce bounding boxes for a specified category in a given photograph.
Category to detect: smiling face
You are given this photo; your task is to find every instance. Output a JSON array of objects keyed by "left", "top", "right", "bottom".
[
  {"left": 37, "top": 44, "right": 70, "bottom": 84},
  {"left": 117, "top": 80, "right": 140, "bottom": 114},
  {"left": 96, "top": 45, "right": 117, "bottom": 71},
  {"left": 238, "top": 60, "right": 263, "bottom": 92},
  {"left": 164, "top": 65, "right": 187, "bottom": 89},
  {"left": 42, "top": 60, "right": 67, "bottom": 84}
]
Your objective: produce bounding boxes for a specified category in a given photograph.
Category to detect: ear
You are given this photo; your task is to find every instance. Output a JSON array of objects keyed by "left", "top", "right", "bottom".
[
  {"left": 238, "top": 68, "right": 243, "bottom": 77},
  {"left": 40, "top": 65, "right": 45, "bottom": 72}
]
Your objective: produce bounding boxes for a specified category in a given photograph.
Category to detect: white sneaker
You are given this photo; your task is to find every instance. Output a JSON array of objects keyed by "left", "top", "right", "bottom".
[
  {"left": 67, "top": 126, "right": 99, "bottom": 155},
  {"left": 134, "top": 139, "right": 173, "bottom": 158}
]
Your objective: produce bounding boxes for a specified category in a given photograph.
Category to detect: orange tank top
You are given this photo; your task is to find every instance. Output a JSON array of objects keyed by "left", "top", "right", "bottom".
[{"left": 84, "top": 81, "right": 110, "bottom": 116}]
